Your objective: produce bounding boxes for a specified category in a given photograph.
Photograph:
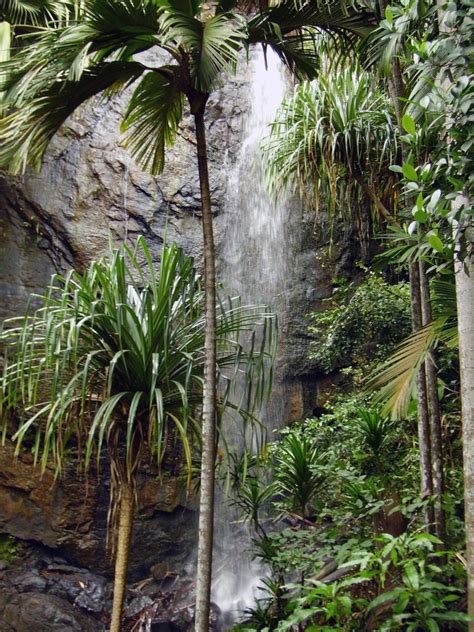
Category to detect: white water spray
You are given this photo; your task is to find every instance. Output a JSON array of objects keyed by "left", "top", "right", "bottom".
[
  {"left": 213, "top": 48, "right": 292, "bottom": 624},
  {"left": 220, "top": 49, "right": 290, "bottom": 311}
]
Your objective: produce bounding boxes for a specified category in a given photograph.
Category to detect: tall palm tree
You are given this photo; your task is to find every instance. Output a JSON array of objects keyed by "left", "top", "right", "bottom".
[
  {"left": 1, "top": 237, "right": 276, "bottom": 631},
  {"left": 0, "top": 1, "right": 373, "bottom": 627}
]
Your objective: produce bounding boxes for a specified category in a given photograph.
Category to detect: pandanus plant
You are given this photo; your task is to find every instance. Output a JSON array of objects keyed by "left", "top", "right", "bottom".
[
  {"left": 263, "top": 66, "right": 399, "bottom": 223},
  {"left": 0, "top": 237, "right": 276, "bottom": 631}
]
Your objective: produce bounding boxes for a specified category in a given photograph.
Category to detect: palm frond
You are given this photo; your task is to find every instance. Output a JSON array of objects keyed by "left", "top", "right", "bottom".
[
  {"left": 369, "top": 323, "right": 437, "bottom": 419},
  {"left": 368, "top": 276, "right": 458, "bottom": 418},
  {"left": 264, "top": 29, "right": 322, "bottom": 80},
  {"left": 121, "top": 67, "right": 184, "bottom": 174},
  {"left": 160, "top": 9, "right": 246, "bottom": 91},
  {"left": 250, "top": 0, "right": 374, "bottom": 40},
  {"left": 0, "top": 0, "right": 64, "bottom": 25},
  {"left": 82, "top": 0, "right": 162, "bottom": 59},
  {"left": 196, "top": 12, "right": 246, "bottom": 90},
  {"left": 248, "top": 0, "right": 375, "bottom": 78},
  {"left": 430, "top": 278, "right": 458, "bottom": 348},
  {"left": 0, "top": 60, "right": 144, "bottom": 173}
]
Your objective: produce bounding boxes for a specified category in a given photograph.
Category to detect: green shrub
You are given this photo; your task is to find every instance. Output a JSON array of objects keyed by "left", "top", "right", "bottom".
[{"left": 308, "top": 273, "right": 411, "bottom": 373}]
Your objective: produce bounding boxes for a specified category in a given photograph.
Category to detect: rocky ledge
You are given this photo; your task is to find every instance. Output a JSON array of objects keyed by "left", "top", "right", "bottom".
[{"left": 0, "top": 544, "right": 222, "bottom": 631}]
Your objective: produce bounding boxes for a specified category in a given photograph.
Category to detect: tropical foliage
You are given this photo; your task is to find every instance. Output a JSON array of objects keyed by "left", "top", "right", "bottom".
[
  {"left": 1, "top": 238, "right": 275, "bottom": 475},
  {"left": 232, "top": 399, "right": 466, "bottom": 631},
  {"left": 0, "top": 0, "right": 472, "bottom": 627},
  {"left": 263, "top": 66, "right": 398, "bottom": 220},
  {"left": 0, "top": 0, "right": 373, "bottom": 175},
  {"left": 308, "top": 273, "right": 411, "bottom": 373},
  {"left": 0, "top": 237, "right": 276, "bottom": 628}
]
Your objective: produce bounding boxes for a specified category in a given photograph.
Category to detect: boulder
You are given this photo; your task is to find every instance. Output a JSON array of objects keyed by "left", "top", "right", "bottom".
[{"left": 0, "top": 592, "right": 102, "bottom": 632}]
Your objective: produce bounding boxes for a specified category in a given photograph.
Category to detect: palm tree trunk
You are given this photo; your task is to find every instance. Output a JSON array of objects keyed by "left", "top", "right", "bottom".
[
  {"left": 409, "top": 263, "right": 435, "bottom": 529},
  {"left": 454, "top": 198, "right": 474, "bottom": 629},
  {"left": 380, "top": 31, "right": 438, "bottom": 531},
  {"left": 110, "top": 481, "right": 134, "bottom": 632},
  {"left": 419, "top": 260, "right": 446, "bottom": 541},
  {"left": 193, "top": 101, "right": 217, "bottom": 632}
]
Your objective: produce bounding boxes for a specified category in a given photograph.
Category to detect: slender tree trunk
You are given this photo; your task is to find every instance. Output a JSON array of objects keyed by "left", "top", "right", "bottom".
[
  {"left": 419, "top": 261, "right": 446, "bottom": 540},
  {"left": 193, "top": 101, "right": 217, "bottom": 632},
  {"left": 409, "top": 263, "right": 435, "bottom": 529},
  {"left": 110, "top": 482, "right": 134, "bottom": 632},
  {"left": 0, "top": 22, "right": 11, "bottom": 117},
  {"left": 454, "top": 199, "right": 474, "bottom": 629},
  {"left": 380, "top": 31, "right": 442, "bottom": 531},
  {"left": 435, "top": 0, "right": 474, "bottom": 613}
]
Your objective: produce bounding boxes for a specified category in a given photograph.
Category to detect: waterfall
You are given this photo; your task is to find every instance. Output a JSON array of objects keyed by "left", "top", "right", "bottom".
[
  {"left": 220, "top": 47, "right": 293, "bottom": 433},
  {"left": 221, "top": 49, "right": 289, "bottom": 316},
  {"left": 213, "top": 48, "right": 292, "bottom": 624}
]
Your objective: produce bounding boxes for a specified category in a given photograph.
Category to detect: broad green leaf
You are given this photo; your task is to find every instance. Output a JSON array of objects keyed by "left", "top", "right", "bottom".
[
  {"left": 402, "top": 113, "right": 416, "bottom": 135},
  {"left": 416, "top": 192, "right": 424, "bottom": 211},
  {"left": 413, "top": 209, "right": 428, "bottom": 222},
  {"left": 368, "top": 588, "right": 404, "bottom": 610},
  {"left": 402, "top": 163, "right": 418, "bottom": 181},
  {"left": 428, "top": 233, "right": 444, "bottom": 253}
]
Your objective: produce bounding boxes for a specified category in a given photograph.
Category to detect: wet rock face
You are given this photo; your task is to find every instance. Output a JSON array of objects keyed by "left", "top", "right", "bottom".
[
  {"left": 0, "top": 441, "right": 196, "bottom": 579},
  {"left": 0, "top": 546, "right": 224, "bottom": 631},
  {"left": 0, "top": 71, "right": 246, "bottom": 307},
  {"left": 0, "top": 592, "right": 101, "bottom": 632}
]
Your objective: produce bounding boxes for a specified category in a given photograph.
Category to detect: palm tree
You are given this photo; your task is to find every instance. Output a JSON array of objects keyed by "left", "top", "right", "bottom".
[
  {"left": 0, "top": 1, "right": 373, "bottom": 627},
  {"left": 1, "top": 236, "right": 276, "bottom": 631}
]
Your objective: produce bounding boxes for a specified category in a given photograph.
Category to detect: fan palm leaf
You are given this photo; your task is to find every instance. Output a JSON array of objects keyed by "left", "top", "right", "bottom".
[
  {"left": 0, "top": 0, "right": 69, "bottom": 24},
  {"left": 159, "top": 9, "right": 247, "bottom": 91}
]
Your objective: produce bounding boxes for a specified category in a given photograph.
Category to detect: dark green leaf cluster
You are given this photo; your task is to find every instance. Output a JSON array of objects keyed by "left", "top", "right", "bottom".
[
  {"left": 231, "top": 383, "right": 465, "bottom": 630},
  {"left": 307, "top": 273, "right": 411, "bottom": 373},
  {"left": 273, "top": 532, "right": 467, "bottom": 631},
  {"left": 0, "top": 0, "right": 375, "bottom": 175}
]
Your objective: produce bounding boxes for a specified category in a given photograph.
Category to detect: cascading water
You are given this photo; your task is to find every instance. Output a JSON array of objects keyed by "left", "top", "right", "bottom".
[
  {"left": 220, "top": 49, "right": 290, "bottom": 324},
  {"left": 220, "top": 47, "right": 294, "bottom": 432},
  {"left": 213, "top": 48, "right": 293, "bottom": 624}
]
